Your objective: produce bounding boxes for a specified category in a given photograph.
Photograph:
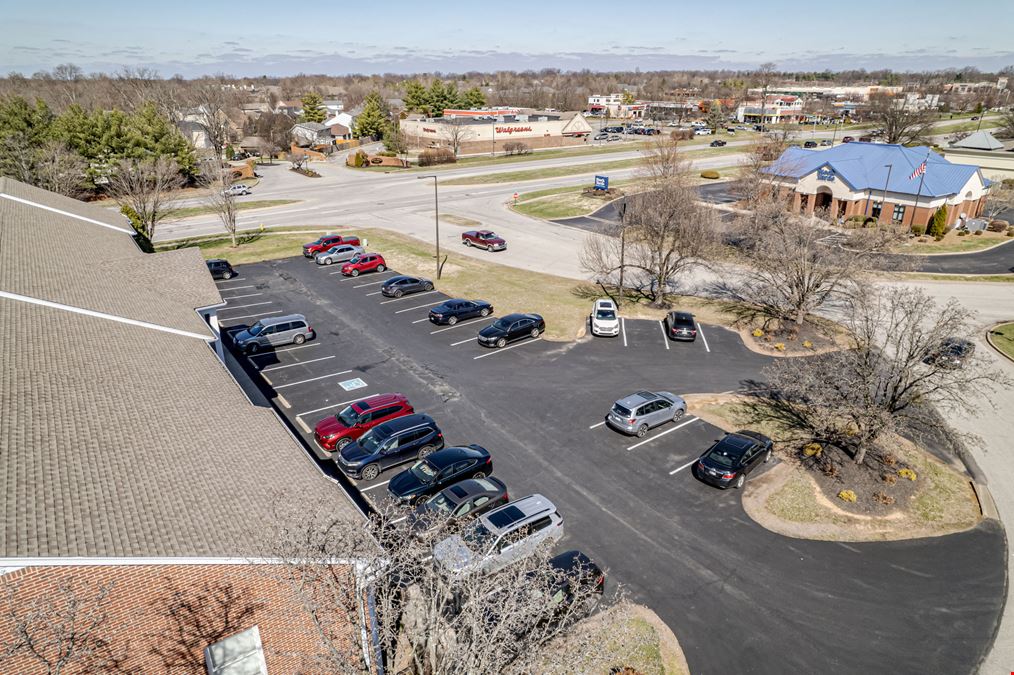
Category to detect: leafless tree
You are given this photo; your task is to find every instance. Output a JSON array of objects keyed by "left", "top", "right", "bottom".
[
  {"left": 869, "top": 94, "right": 936, "bottom": 145},
  {"left": 266, "top": 497, "right": 629, "bottom": 675},
  {"left": 34, "top": 141, "right": 89, "bottom": 197},
  {"left": 107, "top": 156, "right": 185, "bottom": 248},
  {"left": 202, "top": 164, "right": 241, "bottom": 247},
  {"left": 743, "top": 286, "right": 1012, "bottom": 466},
  {"left": 443, "top": 117, "right": 476, "bottom": 156},
  {"left": 289, "top": 150, "right": 308, "bottom": 172},
  {"left": 0, "top": 575, "right": 129, "bottom": 674},
  {"left": 187, "top": 81, "right": 234, "bottom": 164},
  {"left": 983, "top": 183, "right": 1014, "bottom": 222},
  {"left": 639, "top": 136, "right": 685, "bottom": 182},
  {"left": 998, "top": 108, "right": 1014, "bottom": 139}
]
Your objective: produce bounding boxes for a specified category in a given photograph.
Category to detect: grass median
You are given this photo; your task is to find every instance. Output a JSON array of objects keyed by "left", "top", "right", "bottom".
[
  {"left": 989, "top": 323, "right": 1014, "bottom": 360},
  {"left": 172, "top": 199, "right": 299, "bottom": 219}
]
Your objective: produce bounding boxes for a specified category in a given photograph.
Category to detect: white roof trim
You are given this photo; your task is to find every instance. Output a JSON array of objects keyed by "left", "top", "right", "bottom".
[
  {"left": 0, "top": 192, "right": 134, "bottom": 235},
  {"left": 0, "top": 290, "right": 212, "bottom": 340}
]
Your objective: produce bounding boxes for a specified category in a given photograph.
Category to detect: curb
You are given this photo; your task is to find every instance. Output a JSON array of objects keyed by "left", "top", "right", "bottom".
[
  {"left": 985, "top": 322, "right": 1014, "bottom": 365},
  {"left": 972, "top": 481, "right": 1001, "bottom": 521}
]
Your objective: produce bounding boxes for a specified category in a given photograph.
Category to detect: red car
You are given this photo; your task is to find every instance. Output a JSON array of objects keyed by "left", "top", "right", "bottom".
[
  {"left": 303, "top": 234, "right": 361, "bottom": 258},
  {"left": 314, "top": 393, "right": 414, "bottom": 451},
  {"left": 341, "top": 253, "right": 387, "bottom": 277},
  {"left": 461, "top": 230, "right": 507, "bottom": 252}
]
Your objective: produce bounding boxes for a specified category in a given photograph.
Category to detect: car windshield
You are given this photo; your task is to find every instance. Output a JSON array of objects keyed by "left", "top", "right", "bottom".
[
  {"left": 335, "top": 405, "right": 358, "bottom": 427},
  {"left": 492, "top": 318, "right": 511, "bottom": 330},
  {"left": 596, "top": 309, "right": 616, "bottom": 320},
  {"left": 479, "top": 232, "right": 493, "bottom": 239},
  {"left": 426, "top": 492, "right": 456, "bottom": 514},
  {"left": 358, "top": 429, "right": 383, "bottom": 453},
  {"left": 349, "top": 255, "right": 362, "bottom": 263},
  {"left": 674, "top": 315, "right": 694, "bottom": 327},
  {"left": 409, "top": 460, "right": 437, "bottom": 483},
  {"left": 247, "top": 321, "right": 264, "bottom": 336},
  {"left": 462, "top": 523, "right": 496, "bottom": 553}
]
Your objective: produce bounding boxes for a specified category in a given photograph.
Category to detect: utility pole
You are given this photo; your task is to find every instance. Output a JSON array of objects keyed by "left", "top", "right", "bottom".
[
  {"left": 418, "top": 175, "right": 442, "bottom": 279},
  {"left": 617, "top": 200, "right": 628, "bottom": 305},
  {"left": 880, "top": 163, "right": 894, "bottom": 224}
]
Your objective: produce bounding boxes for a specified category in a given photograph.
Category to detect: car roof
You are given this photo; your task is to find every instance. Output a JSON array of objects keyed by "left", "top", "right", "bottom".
[
  {"left": 669, "top": 311, "right": 695, "bottom": 321},
  {"left": 372, "top": 413, "right": 435, "bottom": 437},
  {"left": 354, "top": 392, "right": 408, "bottom": 411},
  {"left": 594, "top": 298, "right": 617, "bottom": 309},
  {"left": 714, "top": 433, "right": 758, "bottom": 453},
  {"left": 256, "top": 314, "right": 306, "bottom": 326},
  {"left": 499, "top": 313, "right": 531, "bottom": 322},
  {"left": 427, "top": 444, "right": 487, "bottom": 468},
  {"left": 480, "top": 493, "right": 556, "bottom": 534},
  {"left": 548, "top": 549, "right": 599, "bottom": 575},
  {"left": 733, "top": 430, "right": 770, "bottom": 445},
  {"left": 385, "top": 275, "right": 413, "bottom": 283},
  {"left": 616, "top": 390, "right": 659, "bottom": 407},
  {"left": 440, "top": 476, "right": 506, "bottom": 505},
  {"left": 207, "top": 258, "right": 228, "bottom": 264}
]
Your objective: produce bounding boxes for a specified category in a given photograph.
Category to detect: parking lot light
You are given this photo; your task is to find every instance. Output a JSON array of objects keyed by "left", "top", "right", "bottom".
[{"left": 417, "top": 174, "right": 442, "bottom": 279}]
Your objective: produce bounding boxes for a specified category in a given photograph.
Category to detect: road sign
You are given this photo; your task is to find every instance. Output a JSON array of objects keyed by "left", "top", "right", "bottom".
[
  {"left": 594, "top": 175, "right": 609, "bottom": 191},
  {"left": 338, "top": 378, "right": 367, "bottom": 391}
]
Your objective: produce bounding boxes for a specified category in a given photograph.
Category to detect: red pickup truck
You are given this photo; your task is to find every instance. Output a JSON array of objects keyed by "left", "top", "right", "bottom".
[
  {"left": 461, "top": 230, "right": 507, "bottom": 252},
  {"left": 303, "top": 234, "right": 361, "bottom": 257}
]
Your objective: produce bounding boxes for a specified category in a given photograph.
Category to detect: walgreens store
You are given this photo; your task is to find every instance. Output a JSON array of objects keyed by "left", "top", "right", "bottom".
[{"left": 401, "top": 109, "right": 593, "bottom": 155}]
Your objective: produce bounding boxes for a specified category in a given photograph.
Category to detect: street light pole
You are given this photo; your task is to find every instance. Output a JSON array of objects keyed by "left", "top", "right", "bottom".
[
  {"left": 417, "top": 175, "right": 441, "bottom": 279},
  {"left": 880, "top": 163, "right": 893, "bottom": 224}
]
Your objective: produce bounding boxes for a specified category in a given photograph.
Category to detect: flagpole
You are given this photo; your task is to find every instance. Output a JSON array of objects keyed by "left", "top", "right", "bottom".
[{"left": 910, "top": 150, "right": 929, "bottom": 229}]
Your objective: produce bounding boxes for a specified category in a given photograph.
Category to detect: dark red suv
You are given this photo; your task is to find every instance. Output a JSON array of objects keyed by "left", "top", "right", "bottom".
[
  {"left": 341, "top": 253, "right": 387, "bottom": 277},
  {"left": 303, "top": 234, "right": 361, "bottom": 258},
  {"left": 314, "top": 393, "right": 414, "bottom": 451}
]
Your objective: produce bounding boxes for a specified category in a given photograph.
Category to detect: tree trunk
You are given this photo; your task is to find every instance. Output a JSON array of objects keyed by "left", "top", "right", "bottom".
[{"left": 853, "top": 445, "right": 867, "bottom": 466}]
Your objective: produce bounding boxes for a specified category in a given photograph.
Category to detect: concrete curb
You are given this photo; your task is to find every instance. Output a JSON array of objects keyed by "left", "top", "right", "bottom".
[
  {"left": 985, "top": 322, "right": 1014, "bottom": 365},
  {"left": 972, "top": 481, "right": 1001, "bottom": 521}
]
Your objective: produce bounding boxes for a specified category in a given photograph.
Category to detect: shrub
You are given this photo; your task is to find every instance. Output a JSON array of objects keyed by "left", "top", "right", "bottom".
[
  {"left": 802, "top": 340, "right": 813, "bottom": 349},
  {"left": 377, "top": 150, "right": 397, "bottom": 157},
  {"left": 872, "top": 491, "right": 895, "bottom": 505},
  {"left": 418, "top": 148, "right": 456, "bottom": 166},
  {"left": 928, "top": 205, "right": 948, "bottom": 238},
  {"left": 973, "top": 230, "right": 983, "bottom": 236},
  {"left": 838, "top": 489, "right": 857, "bottom": 503},
  {"left": 802, "top": 443, "right": 822, "bottom": 458},
  {"left": 773, "top": 342, "right": 786, "bottom": 351},
  {"left": 957, "top": 230, "right": 968, "bottom": 236},
  {"left": 351, "top": 150, "right": 369, "bottom": 168},
  {"left": 881, "top": 453, "right": 898, "bottom": 466},
  {"left": 898, "top": 468, "right": 918, "bottom": 481},
  {"left": 700, "top": 170, "right": 720, "bottom": 179},
  {"left": 987, "top": 219, "right": 1008, "bottom": 232},
  {"left": 881, "top": 473, "right": 898, "bottom": 485},
  {"left": 752, "top": 328, "right": 764, "bottom": 338},
  {"left": 1008, "top": 229, "right": 1014, "bottom": 237},
  {"left": 503, "top": 141, "right": 531, "bottom": 156},
  {"left": 910, "top": 223, "right": 926, "bottom": 237}
]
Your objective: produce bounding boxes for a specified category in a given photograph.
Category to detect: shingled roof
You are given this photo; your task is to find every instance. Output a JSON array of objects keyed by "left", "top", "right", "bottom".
[{"left": 0, "top": 177, "right": 356, "bottom": 559}]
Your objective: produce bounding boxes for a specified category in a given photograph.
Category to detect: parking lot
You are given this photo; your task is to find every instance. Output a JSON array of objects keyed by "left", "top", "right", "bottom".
[{"left": 211, "top": 254, "right": 1004, "bottom": 675}]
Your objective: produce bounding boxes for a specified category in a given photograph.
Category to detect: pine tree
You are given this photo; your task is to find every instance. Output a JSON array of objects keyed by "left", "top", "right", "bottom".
[
  {"left": 404, "top": 80, "right": 428, "bottom": 113},
  {"left": 462, "top": 87, "right": 487, "bottom": 109},
  {"left": 928, "top": 205, "right": 949, "bottom": 238},
  {"left": 300, "top": 92, "right": 326, "bottom": 123},
  {"left": 353, "top": 92, "right": 388, "bottom": 139}
]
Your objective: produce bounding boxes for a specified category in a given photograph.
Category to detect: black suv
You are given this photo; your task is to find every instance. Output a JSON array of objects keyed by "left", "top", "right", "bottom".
[
  {"left": 695, "top": 430, "right": 773, "bottom": 489},
  {"left": 477, "top": 313, "right": 545, "bottom": 348},
  {"left": 665, "top": 311, "right": 697, "bottom": 341},
  {"left": 206, "top": 258, "right": 236, "bottom": 280},
  {"left": 334, "top": 414, "right": 444, "bottom": 481}
]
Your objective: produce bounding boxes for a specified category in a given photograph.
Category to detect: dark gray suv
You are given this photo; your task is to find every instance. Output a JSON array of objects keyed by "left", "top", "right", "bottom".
[
  {"left": 606, "top": 390, "right": 687, "bottom": 437},
  {"left": 334, "top": 414, "right": 444, "bottom": 481}
]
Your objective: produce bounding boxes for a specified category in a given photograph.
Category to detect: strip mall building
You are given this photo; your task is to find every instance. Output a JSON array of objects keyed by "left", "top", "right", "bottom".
[
  {"left": 762, "top": 142, "right": 990, "bottom": 227},
  {"left": 401, "top": 108, "right": 593, "bottom": 154}
]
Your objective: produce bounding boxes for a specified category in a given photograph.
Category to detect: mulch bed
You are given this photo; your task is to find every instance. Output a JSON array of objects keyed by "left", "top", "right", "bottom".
[
  {"left": 799, "top": 444, "right": 919, "bottom": 516},
  {"left": 747, "top": 322, "right": 840, "bottom": 356}
]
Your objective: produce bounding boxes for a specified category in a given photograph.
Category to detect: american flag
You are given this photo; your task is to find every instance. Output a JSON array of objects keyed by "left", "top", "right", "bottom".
[{"left": 908, "top": 160, "right": 927, "bottom": 180}]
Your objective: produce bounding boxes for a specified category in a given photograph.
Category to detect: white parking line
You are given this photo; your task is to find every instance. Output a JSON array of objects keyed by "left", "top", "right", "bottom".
[
  {"left": 589, "top": 421, "right": 606, "bottom": 429},
  {"left": 260, "top": 355, "right": 336, "bottom": 372},
  {"left": 394, "top": 302, "right": 438, "bottom": 314},
  {"left": 360, "top": 480, "right": 390, "bottom": 492},
  {"left": 274, "top": 370, "right": 354, "bottom": 390},
  {"left": 216, "top": 279, "right": 249, "bottom": 285},
  {"left": 431, "top": 317, "right": 494, "bottom": 334},
  {"left": 217, "top": 301, "right": 273, "bottom": 312},
  {"left": 473, "top": 337, "right": 541, "bottom": 360},
  {"left": 296, "top": 396, "right": 367, "bottom": 418},
  {"left": 366, "top": 291, "right": 382, "bottom": 296},
  {"left": 380, "top": 290, "right": 438, "bottom": 304},
  {"left": 296, "top": 417, "right": 311, "bottom": 433},
  {"left": 626, "top": 416, "right": 699, "bottom": 451},
  {"left": 353, "top": 280, "right": 388, "bottom": 288},
  {"left": 216, "top": 284, "right": 254, "bottom": 291},
  {"left": 450, "top": 336, "right": 476, "bottom": 346},
  {"left": 338, "top": 270, "right": 395, "bottom": 279},
  {"left": 221, "top": 310, "right": 282, "bottom": 321},
  {"left": 621, "top": 317, "right": 628, "bottom": 347},
  {"left": 669, "top": 458, "right": 699, "bottom": 475},
  {"left": 249, "top": 343, "right": 321, "bottom": 358},
  {"left": 411, "top": 317, "right": 430, "bottom": 324},
  {"left": 697, "top": 323, "right": 711, "bottom": 353},
  {"left": 222, "top": 293, "right": 263, "bottom": 301},
  {"left": 391, "top": 516, "right": 407, "bottom": 524},
  {"left": 658, "top": 321, "right": 670, "bottom": 350}
]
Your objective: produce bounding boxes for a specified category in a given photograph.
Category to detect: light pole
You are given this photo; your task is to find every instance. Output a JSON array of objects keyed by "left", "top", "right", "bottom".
[
  {"left": 879, "top": 163, "right": 893, "bottom": 224},
  {"left": 417, "top": 175, "right": 441, "bottom": 279}
]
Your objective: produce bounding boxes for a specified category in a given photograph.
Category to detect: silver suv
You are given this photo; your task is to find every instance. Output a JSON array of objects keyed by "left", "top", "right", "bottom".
[
  {"left": 606, "top": 390, "right": 686, "bottom": 437},
  {"left": 315, "top": 244, "right": 364, "bottom": 266},
  {"left": 231, "top": 314, "right": 315, "bottom": 354},
  {"left": 433, "top": 494, "right": 563, "bottom": 576}
]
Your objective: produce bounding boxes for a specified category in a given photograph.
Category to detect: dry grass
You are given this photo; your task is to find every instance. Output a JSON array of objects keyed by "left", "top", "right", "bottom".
[
  {"left": 894, "top": 229, "right": 1011, "bottom": 254},
  {"left": 439, "top": 213, "right": 483, "bottom": 228}
]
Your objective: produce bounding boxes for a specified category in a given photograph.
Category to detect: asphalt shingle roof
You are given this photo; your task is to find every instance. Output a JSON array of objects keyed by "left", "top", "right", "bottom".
[{"left": 763, "top": 142, "right": 982, "bottom": 198}]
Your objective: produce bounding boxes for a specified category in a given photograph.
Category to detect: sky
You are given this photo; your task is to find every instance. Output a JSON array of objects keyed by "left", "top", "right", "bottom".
[{"left": 4, "top": 0, "right": 1014, "bottom": 77}]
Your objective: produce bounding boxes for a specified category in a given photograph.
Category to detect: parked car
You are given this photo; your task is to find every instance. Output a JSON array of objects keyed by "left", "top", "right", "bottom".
[
  {"left": 710, "top": 139, "right": 727, "bottom": 147},
  {"left": 590, "top": 298, "right": 619, "bottom": 337},
  {"left": 971, "top": 116, "right": 979, "bottom": 121},
  {"left": 303, "top": 234, "right": 361, "bottom": 258},
  {"left": 538, "top": 550, "right": 606, "bottom": 613},
  {"left": 695, "top": 430, "right": 773, "bottom": 489},
  {"left": 607, "top": 134, "right": 621, "bottom": 142},
  {"left": 735, "top": 125, "right": 748, "bottom": 131},
  {"left": 315, "top": 244, "right": 364, "bottom": 266},
  {"left": 924, "top": 337, "right": 976, "bottom": 368},
  {"left": 477, "top": 313, "right": 545, "bottom": 348},
  {"left": 664, "top": 311, "right": 698, "bottom": 341},
  {"left": 429, "top": 299, "right": 493, "bottom": 325},
  {"left": 313, "top": 393, "right": 414, "bottom": 452},
  {"left": 726, "top": 127, "right": 737, "bottom": 133},
  {"left": 334, "top": 413, "right": 444, "bottom": 481},
  {"left": 820, "top": 139, "right": 832, "bottom": 146},
  {"left": 842, "top": 136, "right": 855, "bottom": 143},
  {"left": 222, "top": 184, "right": 251, "bottom": 197},
  {"left": 605, "top": 390, "right": 687, "bottom": 437},
  {"left": 231, "top": 314, "right": 314, "bottom": 354},
  {"left": 381, "top": 275, "right": 434, "bottom": 298},
  {"left": 433, "top": 494, "right": 564, "bottom": 576},
  {"left": 462, "top": 230, "right": 507, "bottom": 251},
  {"left": 602, "top": 126, "right": 624, "bottom": 133},
  {"left": 411, "top": 477, "right": 509, "bottom": 533},
  {"left": 594, "top": 132, "right": 609, "bottom": 141},
  {"left": 340, "top": 253, "right": 387, "bottom": 277},
  {"left": 695, "top": 128, "right": 713, "bottom": 135},
  {"left": 803, "top": 140, "right": 818, "bottom": 148},
  {"left": 205, "top": 258, "right": 235, "bottom": 280},
  {"left": 388, "top": 444, "right": 493, "bottom": 505}
]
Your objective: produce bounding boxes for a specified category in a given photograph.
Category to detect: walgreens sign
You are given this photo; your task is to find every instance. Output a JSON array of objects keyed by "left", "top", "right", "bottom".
[{"left": 495, "top": 126, "right": 533, "bottom": 135}]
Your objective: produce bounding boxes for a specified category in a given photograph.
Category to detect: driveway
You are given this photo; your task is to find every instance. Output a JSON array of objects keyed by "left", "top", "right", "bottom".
[{"left": 211, "top": 255, "right": 1005, "bottom": 675}]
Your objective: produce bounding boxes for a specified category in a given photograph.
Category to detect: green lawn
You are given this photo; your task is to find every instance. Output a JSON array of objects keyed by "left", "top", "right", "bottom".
[
  {"left": 892, "top": 272, "right": 1014, "bottom": 283},
  {"left": 898, "top": 235, "right": 1012, "bottom": 254},
  {"left": 173, "top": 199, "right": 299, "bottom": 219},
  {"left": 990, "top": 323, "right": 1014, "bottom": 360},
  {"left": 513, "top": 191, "right": 620, "bottom": 219}
]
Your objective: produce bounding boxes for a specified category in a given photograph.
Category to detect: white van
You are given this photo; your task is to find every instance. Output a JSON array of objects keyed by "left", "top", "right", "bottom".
[{"left": 694, "top": 128, "right": 713, "bottom": 136}]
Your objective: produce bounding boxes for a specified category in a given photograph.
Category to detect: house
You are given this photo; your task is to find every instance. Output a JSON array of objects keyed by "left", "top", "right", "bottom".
[
  {"left": 274, "top": 99, "right": 302, "bottom": 117},
  {"left": 325, "top": 110, "right": 358, "bottom": 133},
  {"left": 0, "top": 177, "right": 369, "bottom": 672},
  {"left": 177, "top": 119, "right": 212, "bottom": 150},
  {"left": 736, "top": 95, "right": 806, "bottom": 124},
  {"left": 322, "top": 99, "right": 344, "bottom": 114},
  {"left": 240, "top": 101, "right": 272, "bottom": 119},
  {"left": 762, "top": 142, "right": 990, "bottom": 227},
  {"left": 943, "top": 130, "right": 1014, "bottom": 181},
  {"left": 291, "top": 121, "right": 334, "bottom": 148}
]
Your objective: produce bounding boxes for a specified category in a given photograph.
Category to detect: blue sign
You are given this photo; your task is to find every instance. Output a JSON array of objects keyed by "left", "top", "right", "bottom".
[
  {"left": 594, "top": 175, "right": 609, "bottom": 191},
  {"left": 817, "top": 166, "right": 835, "bottom": 182}
]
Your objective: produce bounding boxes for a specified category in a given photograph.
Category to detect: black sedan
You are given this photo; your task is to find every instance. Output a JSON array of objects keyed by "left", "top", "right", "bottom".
[
  {"left": 924, "top": 337, "right": 975, "bottom": 369},
  {"left": 429, "top": 299, "right": 493, "bottom": 326},
  {"left": 387, "top": 444, "right": 493, "bottom": 504},
  {"left": 409, "top": 476, "right": 509, "bottom": 533},
  {"left": 477, "top": 313, "right": 545, "bottom": 348},
  {"left": 665, "top": 311, "right": 697, "bottom": 341},
  {"left": 381, "top": 275, "right": 434, "bottom": 298},
  {"left": 710, "top": 139, "right": 727, "bottom": 147},
  {"left": 695, "top": 430, "right": 772, "bottom": 489}
]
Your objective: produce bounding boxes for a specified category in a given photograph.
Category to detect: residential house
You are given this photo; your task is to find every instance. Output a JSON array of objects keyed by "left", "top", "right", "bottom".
[{"left": 291, "top": 122, "right": 334, "bottom": 148}]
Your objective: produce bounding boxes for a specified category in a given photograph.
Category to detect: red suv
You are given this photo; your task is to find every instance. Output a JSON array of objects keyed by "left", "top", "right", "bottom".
[
  {"left": 341, "top": 253, "right": 387, "bottom": 277},
  {"left": 303, "top": 234, "right": 361, "bottom": 258},
  {"left": 314, "top": 393, "right": 414, "bottom": 451}
]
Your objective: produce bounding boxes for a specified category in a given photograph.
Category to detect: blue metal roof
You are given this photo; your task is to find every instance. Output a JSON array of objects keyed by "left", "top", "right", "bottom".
[{"left": 762, "top": 142, "right": 981, "bottom": 198}]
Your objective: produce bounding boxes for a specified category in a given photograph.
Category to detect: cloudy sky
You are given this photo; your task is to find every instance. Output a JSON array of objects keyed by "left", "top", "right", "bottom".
[{"left": 5, "top": 0, "right": 1013, "bottom": 77}]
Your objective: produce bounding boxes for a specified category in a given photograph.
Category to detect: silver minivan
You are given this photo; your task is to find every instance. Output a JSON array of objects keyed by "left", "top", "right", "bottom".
[
  {"left": 606, "top": 390, "right": 686, "bottom": 437},
  {"left": 232, "top": 314, "right": 314, "bottom": 354}
]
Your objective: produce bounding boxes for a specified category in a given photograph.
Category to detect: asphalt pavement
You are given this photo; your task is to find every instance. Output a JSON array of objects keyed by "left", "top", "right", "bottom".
[{"left": 211, "top": 255, "right": 1005, "bottom": 675}]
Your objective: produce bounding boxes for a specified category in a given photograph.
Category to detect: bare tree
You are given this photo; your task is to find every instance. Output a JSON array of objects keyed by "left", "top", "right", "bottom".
[
  {"left": 869, "top": 94, "right": 936, "bottom": 145},
  {"left": 744, "top": 286, "right": 1011, "bottom": 466},
  {"left": 289, "top": 150, "right": 308, "bottom": 172},
  {"left": 187, "top": 81, "right": 234, "bottom": 164},
  {"left": 0, "top": 576, "right": 128, "bottom": 674},
  {"left": 34, "top": 140, "right": 88, "bottom": 197},
  {"left": 443, "top": 117, "right": 476, "bottom": 156},
  {"left": 998, "top": 108, "right": 1014, "bottom": 139},
  {"left": 202, "top": 164, "right": 241, "bottom": 247},
  {"left": 639, "top": 136, "right": 685, "bottom": 182},
  {"left": 107, "top": 156, "right": 185, "bottom": 249},
  {"left": 267, "top": 497, "right": 627, "bottom": 675},
  {"left": 983, "top": 183, "right": 1014, "bottom": 222}
]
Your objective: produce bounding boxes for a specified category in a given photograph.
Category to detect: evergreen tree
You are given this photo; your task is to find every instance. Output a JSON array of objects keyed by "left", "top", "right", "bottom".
[
  {"left": 300, "top": 92, "right": 326, "bottom": 123},
  {"left": 462, "top": 87, "right": 487, "bottom": 109},
  {"left": 0, "top": 97, "right": 56, "bottom": 181},
  {"left": 427, "top": 80, "right": 462, "bottom": 116},
  {"left": 353, "top": 92, "right": 388, "bottom": 139},
  {"left": 928, "top": 205, "right": 949, "bottom": 238},
  {"left": 403, "top": 80, "right": 428, "bottom": 114}
]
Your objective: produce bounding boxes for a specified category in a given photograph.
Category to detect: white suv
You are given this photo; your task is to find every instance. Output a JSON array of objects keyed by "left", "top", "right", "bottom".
[
  {"left": 591, "top": 298, "right": 620, "bottom": 337},
  {"left": 433, "top": 494, "right": 563, "bottom": 576}
]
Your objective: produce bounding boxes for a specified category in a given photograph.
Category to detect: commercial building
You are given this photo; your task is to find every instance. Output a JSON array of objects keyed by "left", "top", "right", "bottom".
[
  {"left": 401, "top": 108, "right": 593, "bottom": 154},
  {"left": 942, "top": 130, "right": 1014, "bottom": 182},
  {"left": 586, "top": 94, "right": 646, "bottom": 118},
  {"left": 736, "top": 95, "right": 806, "bottom": 125},
  {"left": 762, "top": 142, "right": 990, "bottom": 227}
]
